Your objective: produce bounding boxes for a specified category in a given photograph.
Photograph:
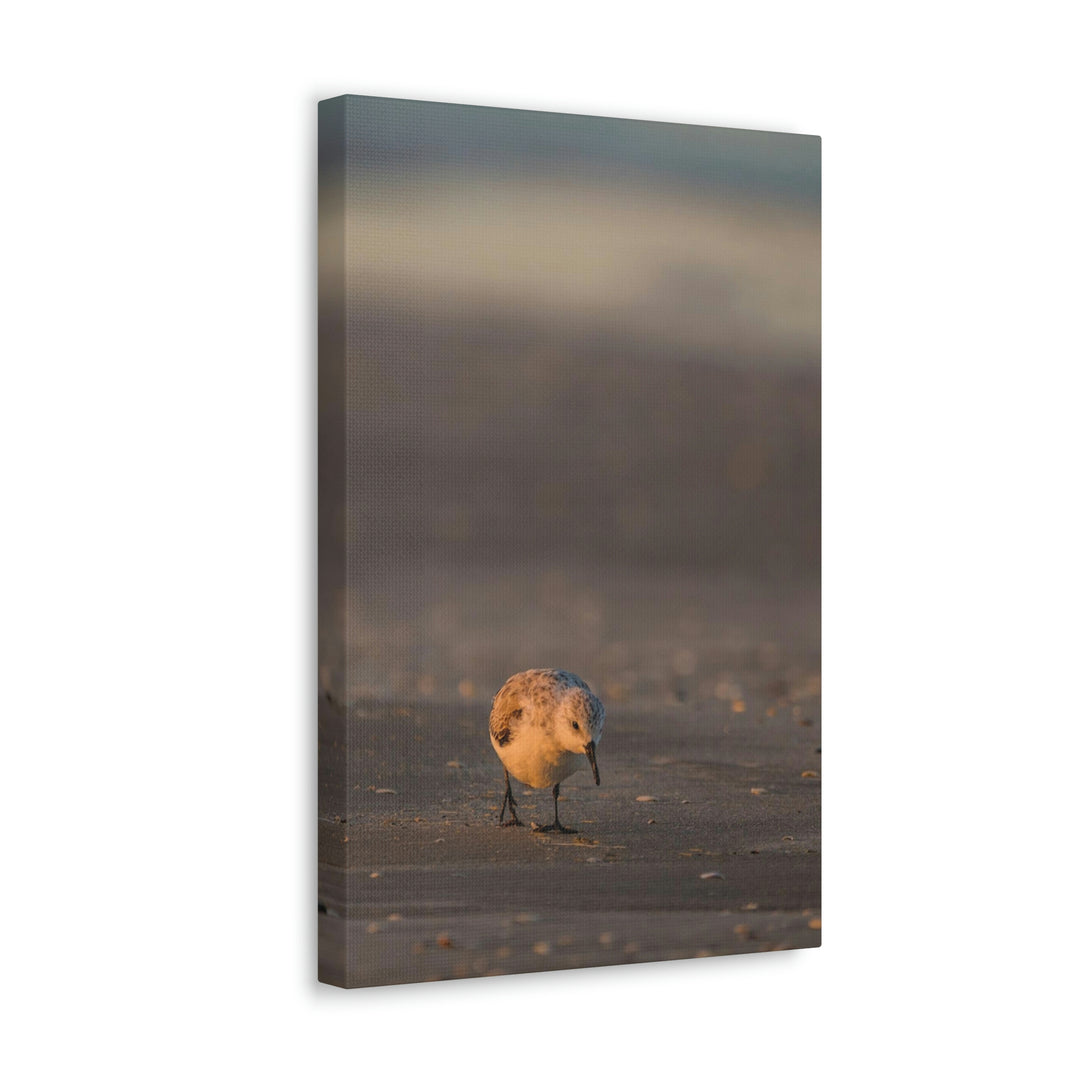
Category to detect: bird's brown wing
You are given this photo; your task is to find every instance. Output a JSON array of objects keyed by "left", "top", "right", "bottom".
[{"left": 489, "top": 682, "right": 523, "bottom": 747}]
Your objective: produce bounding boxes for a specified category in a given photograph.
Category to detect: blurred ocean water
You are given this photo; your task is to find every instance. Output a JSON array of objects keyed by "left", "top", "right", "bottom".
[{"left": 321, "top": 96, "right": 819, "bottom": 710}]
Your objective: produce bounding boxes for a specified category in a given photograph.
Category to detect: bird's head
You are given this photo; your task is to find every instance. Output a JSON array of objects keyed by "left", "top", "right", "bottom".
[{"left": 557, "top": 687, "right": 604, "bottom": 784}]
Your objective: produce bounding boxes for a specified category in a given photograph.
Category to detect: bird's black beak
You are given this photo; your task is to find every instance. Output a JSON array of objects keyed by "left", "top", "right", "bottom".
[{"left": 584, "top": 740, "right": 600, "bottom": 785}]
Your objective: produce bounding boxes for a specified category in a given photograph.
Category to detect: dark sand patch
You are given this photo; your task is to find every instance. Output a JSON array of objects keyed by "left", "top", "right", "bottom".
[{"left": 318, "top": 689, "right": 820, "bottom": 987}]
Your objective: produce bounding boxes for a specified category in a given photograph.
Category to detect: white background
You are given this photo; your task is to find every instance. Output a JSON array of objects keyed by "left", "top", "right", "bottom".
[{"left": 2, "top": 2, "right": 1076, "bottom": 1076}]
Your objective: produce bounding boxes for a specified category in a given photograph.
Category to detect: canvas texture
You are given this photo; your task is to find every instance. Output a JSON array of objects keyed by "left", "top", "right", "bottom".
[{"left": 318, "top": 94, "right": 821, "bottom": 988}]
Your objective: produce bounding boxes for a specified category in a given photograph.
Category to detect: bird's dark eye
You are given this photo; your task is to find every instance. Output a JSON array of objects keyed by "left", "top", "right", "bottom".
[{"left": 572, "top": 721, "right": 580, "bottom": 730}]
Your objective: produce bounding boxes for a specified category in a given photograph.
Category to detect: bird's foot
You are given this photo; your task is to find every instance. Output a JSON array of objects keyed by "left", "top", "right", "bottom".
[
  {"left": 531, "top": 822, "right": 577, "bottom": 834},
  {"left": 499, "top": 818, "right": 524, "bottom": 828}
]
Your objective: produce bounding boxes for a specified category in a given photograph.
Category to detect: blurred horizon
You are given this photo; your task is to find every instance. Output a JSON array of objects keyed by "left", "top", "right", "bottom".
[{"left": 320, "top": 95, "right": 820, "bottom": 707}]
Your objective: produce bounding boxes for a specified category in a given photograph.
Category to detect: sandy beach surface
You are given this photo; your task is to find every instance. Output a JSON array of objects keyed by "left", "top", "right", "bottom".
[{"left": 318, "top": 680, "right": 821, "bottom": 988}]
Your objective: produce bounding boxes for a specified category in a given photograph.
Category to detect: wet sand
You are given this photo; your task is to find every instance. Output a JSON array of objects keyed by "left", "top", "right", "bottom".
[{"left": 318, "top": 686, "right": 821, "bottom": 987}]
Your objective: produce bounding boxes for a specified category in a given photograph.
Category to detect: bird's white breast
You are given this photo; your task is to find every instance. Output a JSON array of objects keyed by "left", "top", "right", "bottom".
[{"left": 492, "top": 724, "right": 584, "bottom": 790}]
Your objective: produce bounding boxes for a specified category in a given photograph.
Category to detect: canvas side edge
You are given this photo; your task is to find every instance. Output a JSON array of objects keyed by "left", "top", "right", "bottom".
[{"left": 317, "top": 96, "right": 350, "bottom": 988}]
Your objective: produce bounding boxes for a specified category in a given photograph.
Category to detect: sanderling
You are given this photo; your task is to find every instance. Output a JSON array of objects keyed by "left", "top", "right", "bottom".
[{"left": 489, "top": 669, "right": 604, "bottom": 832}]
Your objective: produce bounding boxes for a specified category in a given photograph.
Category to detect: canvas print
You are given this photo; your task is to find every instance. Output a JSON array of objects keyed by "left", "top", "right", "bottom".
[{"left": 318, "top": 94, "right": 821, "bottom": 987}]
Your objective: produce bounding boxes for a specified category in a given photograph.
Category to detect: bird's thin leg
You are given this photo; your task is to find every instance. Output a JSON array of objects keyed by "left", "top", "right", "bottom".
[
  {"left": 535, "top": 783, "right": 576, "bottom": 833},
  {"left": 499, "top": 766, "right": 522, "bottom": 827},
  {"left": 553, "top": 783, "right": 577, "bottom": 833}
]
